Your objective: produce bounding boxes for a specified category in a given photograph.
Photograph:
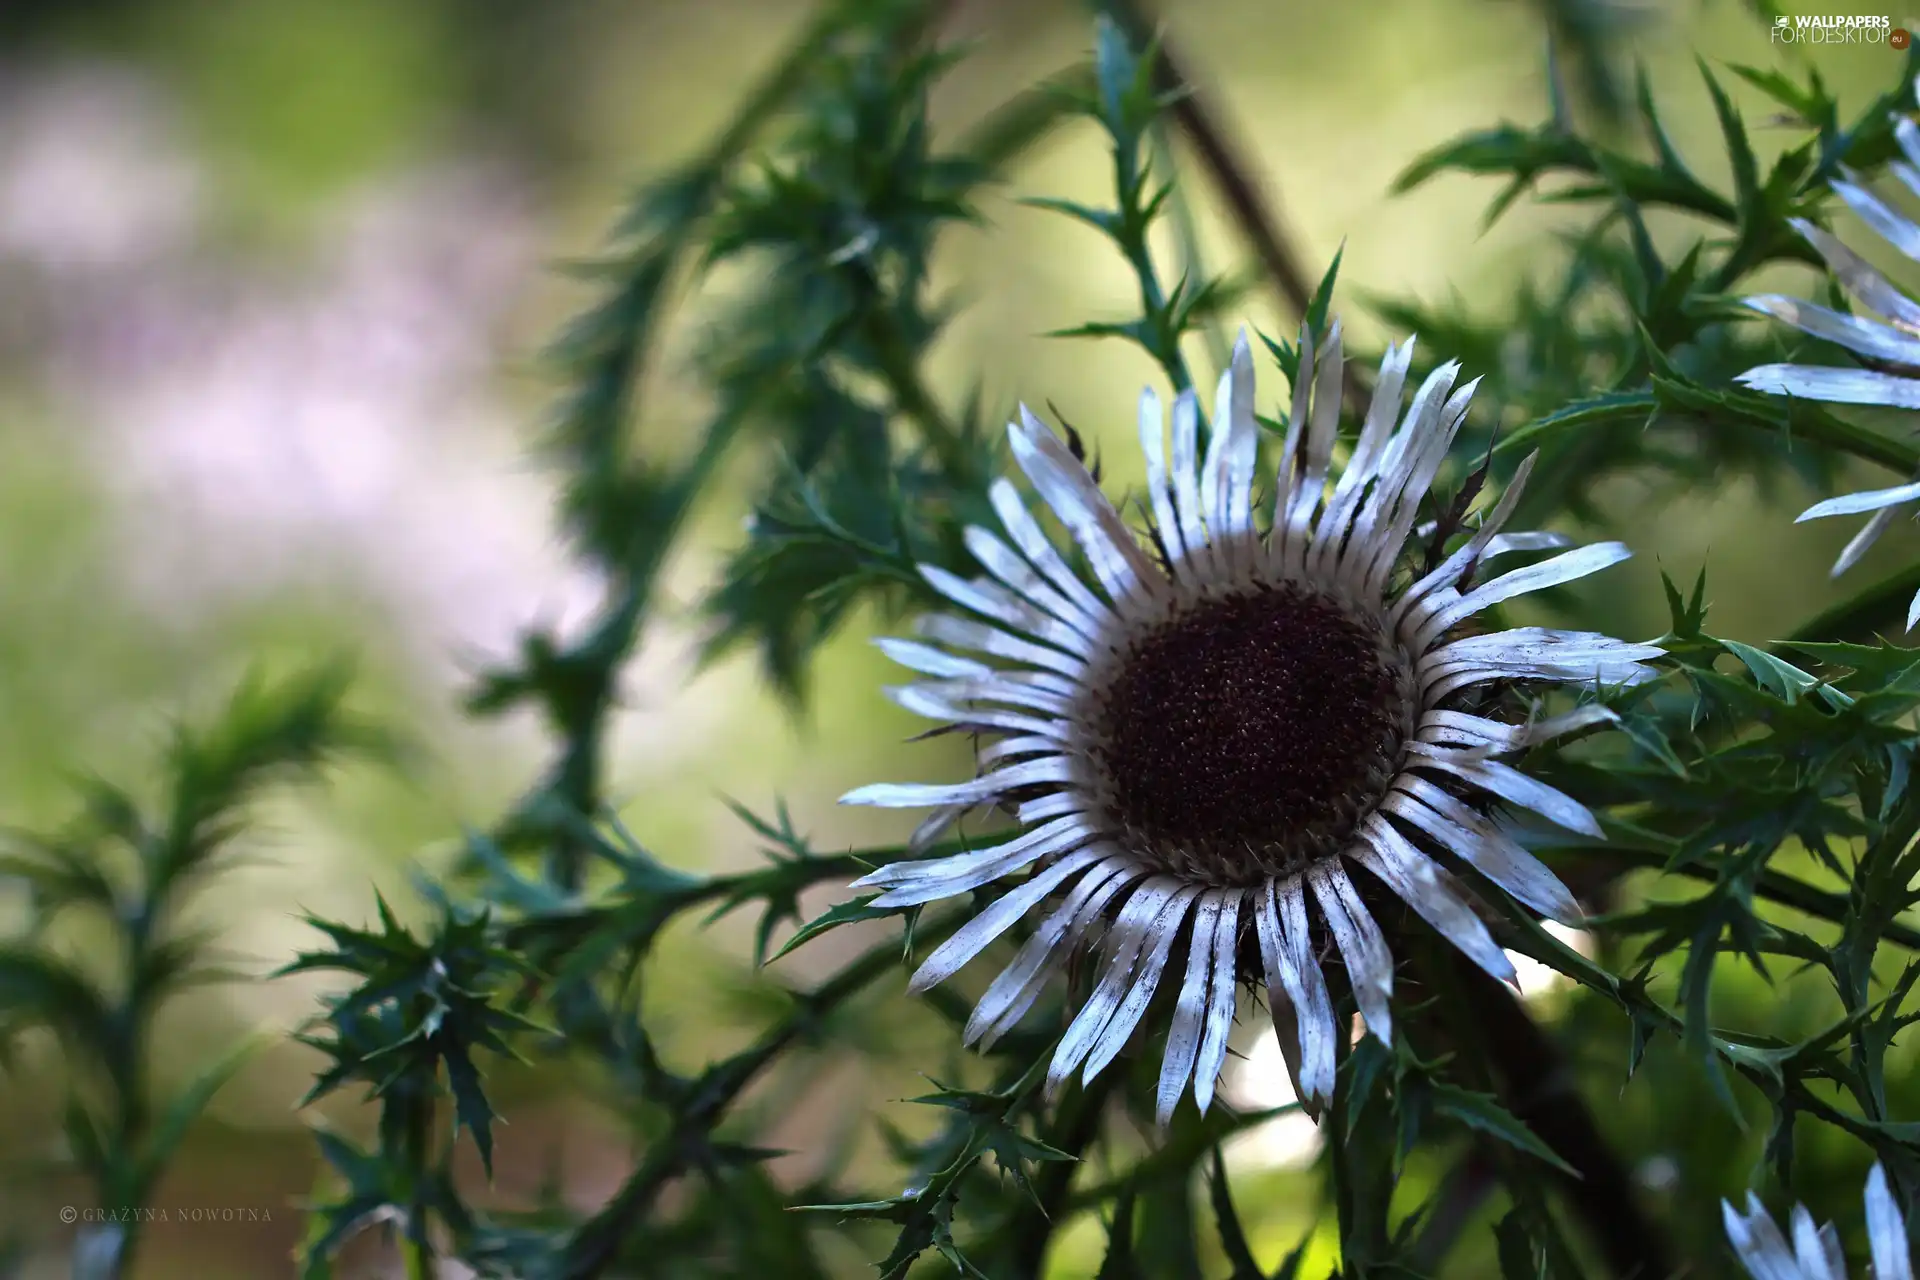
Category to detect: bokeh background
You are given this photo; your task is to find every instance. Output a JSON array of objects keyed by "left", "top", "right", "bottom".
[{"left": 0, "top": 0, "right": 1913, "bottom": 1275}]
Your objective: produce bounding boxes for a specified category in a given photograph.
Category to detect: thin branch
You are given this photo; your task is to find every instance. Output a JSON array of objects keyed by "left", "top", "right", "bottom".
[
  {"left": 1100, "top": 0, "right": 1370, "bottom": 416},
  {"left": 1554, "top": 841, "right": 1920, "bottom": 953}
]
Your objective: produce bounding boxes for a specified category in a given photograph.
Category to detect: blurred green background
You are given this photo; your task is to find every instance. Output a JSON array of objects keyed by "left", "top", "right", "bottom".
[{"left": 0, "top": 0, "right": 1913, "bottom": 1275}]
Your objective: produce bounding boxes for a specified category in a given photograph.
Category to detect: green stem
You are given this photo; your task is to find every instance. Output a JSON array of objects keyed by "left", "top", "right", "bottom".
[
  {"left": 1003, "top": 1066, "right": 1120, "bottom": 1278},
  {"left": 556, "top": 913, "right": 960, "bottom": 1279},
  {"left": 404, "top": 1104, "right": 434, "bottom": 1280},
  {"left": 1150, "top": 117, "right": 1231, "bottom": 377},
  {"left": 1489, "top": 386, "right": 1920, "bottom": 484},
  {"left": 1553, "top": 840, "right": 1920, "bottom": 952},
  {"left": 1781, "top": 562, "right": 1920, "bottom": 646},
  {"left": 1436, "top": 945, "right": 1663, "bottom": 1279},
  {"left": 1490, "top": 393, "right": 1657, "bottom": 460},
  {"left": 92, "top": 907, "right": 156, "bottom": 1280},
  {"left": 1780, "top": 404, "right": 1920, "bottom": 475},
  {"left": 1099, "top": 0, "right": 1370, "bottom": 415},
  {"left": 1057, "top": 1103, "right": 1294, "bottom": 1214}
]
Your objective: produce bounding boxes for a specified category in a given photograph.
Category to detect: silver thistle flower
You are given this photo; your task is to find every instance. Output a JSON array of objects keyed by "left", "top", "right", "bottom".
[
  {"left": 840, "top": 320, "right": 1662, "bottom": 1126},
  {"left": 1735, "top": 76, "right": 1920, "bottom": 630},
  {"left": 1723, "top": 1163, "right": 1912, "bottom": 1280}
]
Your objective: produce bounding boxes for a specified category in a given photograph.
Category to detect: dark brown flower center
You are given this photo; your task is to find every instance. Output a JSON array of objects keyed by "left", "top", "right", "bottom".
[{"left": 1082, "top": 584, "right": 1413, "bottom": 887}]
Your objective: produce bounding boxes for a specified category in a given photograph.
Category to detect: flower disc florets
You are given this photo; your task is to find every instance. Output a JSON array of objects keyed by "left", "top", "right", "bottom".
[{"left": 1077, "top": 583, "right": 1417, "bottom": 887}]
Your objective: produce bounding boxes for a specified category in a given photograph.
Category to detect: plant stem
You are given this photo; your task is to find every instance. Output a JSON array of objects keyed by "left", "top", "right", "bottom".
[
  {"left": 1781, "top": 562, "right": 1920, "bottom": 646},
  {"left": 1002, "top": 1067, "right": 1120, "bottom": 1278},
  {"left": 1444, "top": 950, "right": 1671, "bottom": 1279},
  {"left": 404, "top": 1104, "right": 435, "bottom": 1280},
  {"left": 556, "top": 915, "right": 958, "bottom": 1279},
  {"left": 1098, "top": 0, "right": 1369, "bottom": 415},
  {"left": 1552, "top": 840, "right": 1920, "bottom": 952}
]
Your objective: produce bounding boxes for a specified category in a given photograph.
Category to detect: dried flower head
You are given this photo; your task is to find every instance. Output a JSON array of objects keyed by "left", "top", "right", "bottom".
[{"left": 841, "top": 321, "right": 1660, "bottom": 1124}]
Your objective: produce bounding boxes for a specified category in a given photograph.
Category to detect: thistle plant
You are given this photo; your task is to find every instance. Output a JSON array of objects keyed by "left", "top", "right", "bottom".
[
  {"left": 11, "top": 1, "right": 1920, "bottom": 1278},
  {"left": 0, "top": 667, "right": 380, "bottom": 1280}
]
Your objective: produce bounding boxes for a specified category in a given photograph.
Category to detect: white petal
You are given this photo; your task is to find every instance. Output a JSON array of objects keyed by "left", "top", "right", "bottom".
[
  {"left": 855, "top": 813, "right": 1086, "bottom": 890},
  {"left": 1282, "top": 318, "right": 1346, "bottom": 549},
  {"left": 1737, "top": 363, "right": 1920, "bottom": 409},
  {"left": 1307, "top": 861, "right": 1395, "bottom": 1045},
  {"left": 1833, "top": 175, "right": 1920, "bottom": 265},
  {"left": 908, "top": 847, "right": 1105, "bottom": 992},
  {"left": 917, "top": 614, "right": 1085, "bottom": 679},
  {"left": 964, "top": 524, "right": 1108, "bottom": 646},
  {"left": 1415, "top": 704, "right": 1617, "bottom": 755},
  {"left": 884, "top": 685, "right": 1062, "bottom": 738},
  {"left": 1797, "top": 479, "right": 1920, "bottom": 522},
  {"left": 1744, "top": 294, "right": 1920, "bottom": 367},
  {"left": 1395, "top": 451, "right": 1541, "bottom": 621},
  {"left": 1010, "top": 406, "right": 1161, "bottom": 604},
  {"left": 1313, "top": 339, "right": 1414, "bottom": 579},
  {"left": 1789, "top": 216, "right": 1920, "bottom": 332},
  {"left": 1078, "top": 882, "right": 1205, "bottom": 1086},
  {"left": 1137, "top": 387, "right": 1189, "bottom": 574},
  {"left": 989, "top": 478, "right": 1113, "bottom": 625},
  {"left": 892, "top": 674, "right": 1073, "bottom": 718},
  {"left": 1356, "top": 371, "right": 1477, "bottom": 600},
  {"left": 1867, "top": 1162, "right": 1913, "bottom": 1280},
  {"left": 1894, "top": 159, "right": 1920, "bottom": 206},
  {"left": 909, "top": 803, "right": 970, "bottom": 852},
  {"left": 1484, "top": 530, "right": 1573, "bottom": 558},
  {"left": 918, "top": 564, "right": 1093, "bottom": 657},
  {"left": 1216, "top": 330, "right": 1259, "bottom": 545},
  {"left": 1424, "top": 626, "right": 1665, "bottom": 680},
  {"left": 1018, "top": 791, "right": 1086, "bottom": 824},
  {"left": 1724, "top": 1194, "right": 1801, "bottom": 1280},
  {"left": 978, "top": 735, "right": 1061, "bottom": 766},
  {"left": 1191, "top": 890, "right": 1242, "bottom": 1117},
  {"left": 1351, "top": 816, "right": 1516, "bottom": 987},
  {"left": 1170, "top": 388, "right": 1214, "bottom": 576},
  {"left": 840, "top": 756, "right": 1076, "bottom": 812},
  {"left": 1411, "top": 542, "right": 1633, "bottom": 650},
  {"left": 1408, "top": 744, "right": 1603, "bottom": 838},
  {"left": 967, "top": 856, "right": 1143, "bottom": 1048},
  {"left": 874, "top": 637, "right": 992, "bottom": 680},
  {"left": 1898, "top": 114, "right": 1920, "bottom": 179},
  {"left": 1831, "top": 501, "right": 1906, "bottom": 577},
  {"left": 1382, "top": 776, "right": 1582, "bottom": 924},
  {"left": 1047, "top": 877, "right": 1191, "bottom": 1095},
  {"left": 1155, "top": 889, "right": 1225, "bottom": 1128},
  {"left": 1270, "top": 319, "right": 1316, "bottom": 540},
  {"left": 1199, "top": 375, "right": 1232, "bottom": 536},
  {"left": 1255, "top": 876, "right": 1337, "bottom": 1109},
  {"left": 1788, "top": 1203, "right": 1845, "bottom": 1280},
  {"left": 865, "top": 820, "right": 1093, "bottom": 908},
  {"left": 1405, "top": 520, "right": 1570, "bottom": 563},
  {"left": 1424, "top": 655, "right": 1659, "bottom": 703}
]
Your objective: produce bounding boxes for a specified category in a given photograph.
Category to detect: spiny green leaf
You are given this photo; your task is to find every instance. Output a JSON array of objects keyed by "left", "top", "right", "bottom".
[
  {"left": 1429, "top": 1082, "right": 1578, "bottom": 1177},
  {"left": 1720, "top": 638, "right": 1853, "bottom": 710}
]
